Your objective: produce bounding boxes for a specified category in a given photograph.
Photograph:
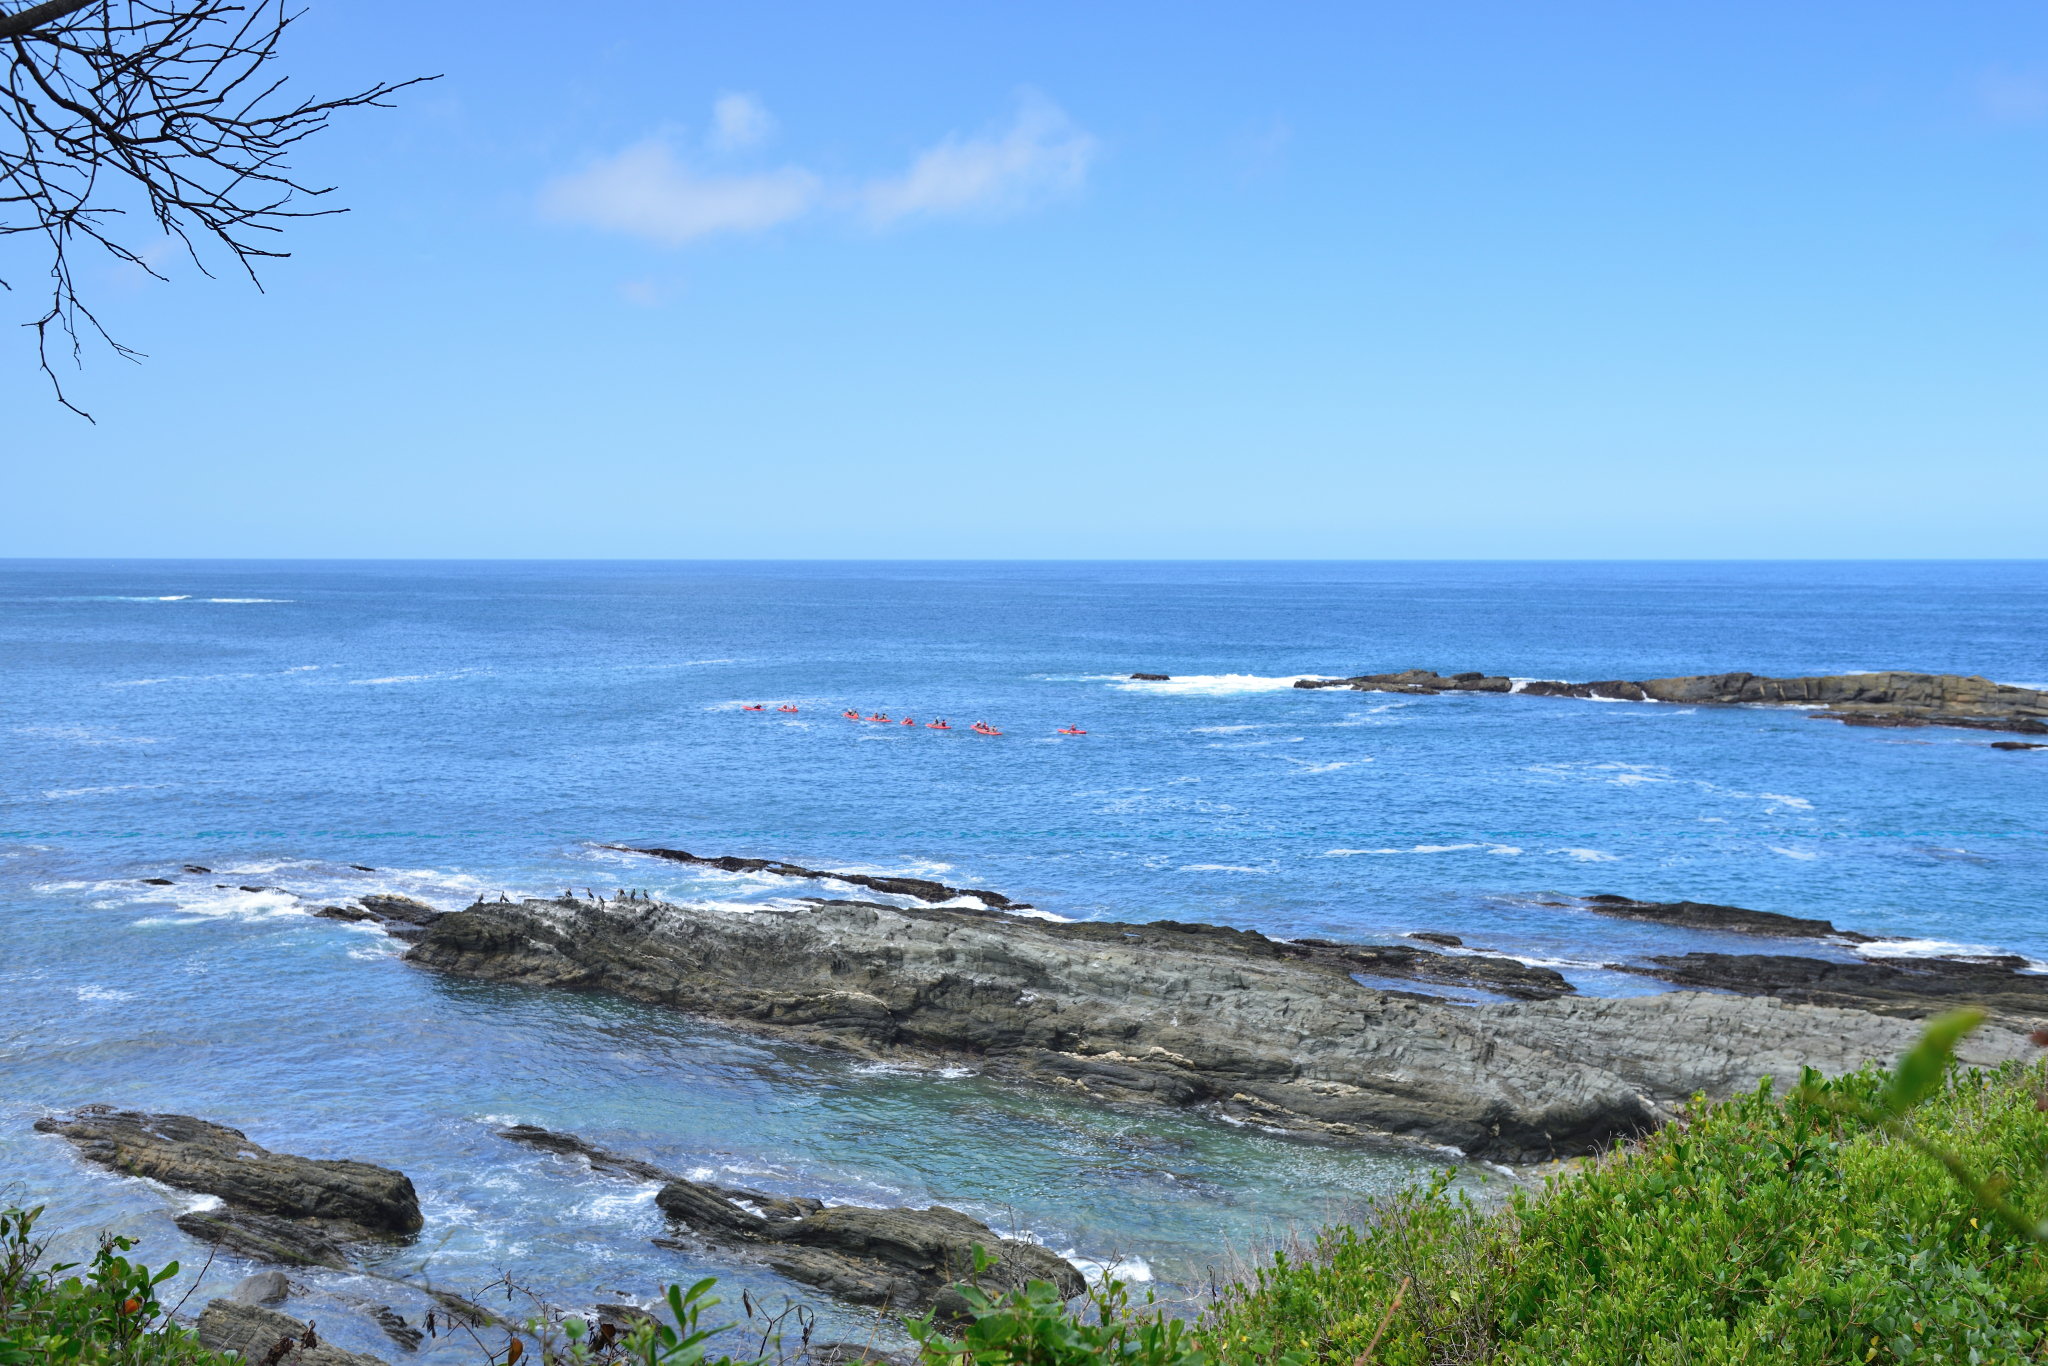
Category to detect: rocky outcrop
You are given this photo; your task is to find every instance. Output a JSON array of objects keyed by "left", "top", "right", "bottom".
[
  {"left": 405, "top": 897, "right": 2035, "bottom": 1163},
  {"left": 497, "top": 1124, "right": 1080, "bottom": 1313},
  {"left": 1293, "top": 937, "right": 1571, "bottom": 999},
  {"left": 1579, "top": 895, "right": 1870, "bottom": 942},
  {"left": 314, "top": 894, "right": 447, "bottom": 941},
  {"left": 35, "top": 1108, "right": 420, "bottom": 1267},
  {"left": 195, "top": 1301, "right": 388, "bottom": 1366},
  {"left": 602, "top": 846, "right": 1032, "bottom": 911},
  {"left": 1297, "top": 669, "right": 2048, "bottom": 736},
  {"left": 1617, "top": 952, "right": 2048, "bottom": 1021}
]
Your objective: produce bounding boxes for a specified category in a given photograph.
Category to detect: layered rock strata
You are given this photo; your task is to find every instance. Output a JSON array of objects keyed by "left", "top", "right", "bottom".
[
  {"left": 1618, "top": 952, "right": 2048, "bottom": 1021},
  {"left": 1295, "top": 669, "right": 2048, "bottom": 735},
  {"left": 404, "top": 897, "right": 2035, "bottom": 1163},
  {"left": 603, "top": 846, "right": 1032, "bottom": 911},
  {"left": 35, "top": 1108, "right": 421, "bottom": 1268},
  {"left": 497, "top": 1124, "right": 1080, "bottom": 1313},
  {"left": 195, "top": 1302, "right": 388, "bottom": 1366},
  {"left": 1578, "top": 894, "right": 1870, "bottom": 942}
]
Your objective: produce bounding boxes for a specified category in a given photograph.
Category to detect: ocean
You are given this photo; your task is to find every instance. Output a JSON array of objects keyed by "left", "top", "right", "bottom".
[{"left": 3, "top": 559, "right": 2044, "bottom": 1356}]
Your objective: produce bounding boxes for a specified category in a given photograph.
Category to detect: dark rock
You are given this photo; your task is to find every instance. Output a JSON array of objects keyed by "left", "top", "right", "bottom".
[
  {"left": 38, "top": 1107, "right": 421, "bottom": 1268},
  {"left": 315, "top": 906, "right": 377, "bottom": 922},
  {"left": 594, "top": 1303, "right": 658, "bottom": 1332},
  {"left": 358, "top": 895, "right": 445, "bottom": 926},
  {"left": 1128, "top": 673, "right": 1171, "bottom": 681},
  {"left": 175, "top": 1208, "right": 353, "bottom": 1269},
  {"left": 1626, "top": 952, "right": 2048, "bottom": 1020},
  {"left": 424, "top": 1289, "right": 504, "bottom": 1331},
  {"left": 184, "top": 865, "right": 212, "bottom": 874},
  {"left": 1993, "top": 741, "right": 2046, "bottom": 751},
  {"left": 1291, "top": 938, "right": 1570, "bottom": 1000},
  {"left": 403, "top": 894, "right": 2036, "bottom": 1163},
  {"left": 496, "top": 1124, "right": 672, "bottom": 1182},
  {"left": 241, "top": 885, "right": 272, "bottom": 893},
  {"left": 1406, "top": 932, "right": 1463, "bottom": 948},
  {"left": 498, "top": 1123, "right": 1073, "bottom": 1315},
  {"left": 603, "top": 846, "right": 1031, "bottom": 911},
  {"left": 370, "top": 1307, "right": 423, "bottom": 1351},
  {"left": 350, "top": 865, "right": 376, "bottom": 872},
  {"left": 196, "top": 1301, "right": 388, "bottom": 1366},
  {"left": 656, "top": 1179, "right": 1080, "bottom": 1313},
  {"left": 140, "top": 878, "right": 175, "bottom": 886},
  {"left": 1580, "top": 895, "right": 1867, "bottom": 942},
  {"left": 1299, "top": 667, "right": 2048, "bottom": 736},
  {"left": 231, "top": 1270, "right": 292, "bottom": 1305}
]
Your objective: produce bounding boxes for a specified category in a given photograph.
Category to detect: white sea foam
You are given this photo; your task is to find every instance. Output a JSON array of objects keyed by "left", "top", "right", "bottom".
[
  {"left": 1195, "top": 724, "right": 1259, "bottom": 734},
  {"left": 1006, "top": 905, "right": 1075, "bottom": 923},
  {"left": 1061, "top": 1251, "right": 1153, "bottom": 1285},
  {"left": 204, "top": 598, "right": 291, "bottom": 604},
  {"left": 75, "top": 985, "right": 135, "bottom": 1003},
  {"left": 347, "top": 673, "right": 463, "bottom": 686},
  {"left": 1557, "top": 848, "right": 1620, "bottom": 862},
  {"left": 1180, "top": 864, "right": 1268, "bottom": 874},
  {"left": 1285, "top": 760, "right": 1361, "bottom": 773},
  {"left": 1760, "top": 793, "right": 1814, "bottom": 811},
  {"left": 1769, "top": 846, "right": 1819, "bottom": 861},
  {"left": 1113, "top": 673, "right": 1325, "bottom": 696},
  {"left": 1858, "top": 939, "right": 2048, "bottom": 971}
]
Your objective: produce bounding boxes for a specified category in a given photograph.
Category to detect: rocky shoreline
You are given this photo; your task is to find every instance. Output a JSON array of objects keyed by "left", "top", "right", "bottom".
[
  {"left": 400, "top": 891, "right": 2038, "bottom": 1163},
  {"left": 1293, "top": 668, "right": 2048, "bottom": 736}
]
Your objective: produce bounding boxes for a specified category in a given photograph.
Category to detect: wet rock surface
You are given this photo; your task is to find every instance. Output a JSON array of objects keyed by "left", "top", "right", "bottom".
[
  {"left": 499, "top": 1124, "right": 1078, "bottom": 1313},
  {"left": 1297, "top": 668, "right": 2048, "bottom": 735},
  {"left": 1619, "top": 952, "right": 2048, "bottom": 1021},
  {"left": 36, "top": 1108, "right": 421, "bottom": 1267},
  {"left": 1292, "top": 937, "right": 1572, "bottom": 999},
  {"left": 408, "top": 896, "right": 2035, "bottom": 1162},
  {"left": 602, "top": 845, "right": 1032, "bottom": 910},
  {"left": 1578, "top": 894, "right": 1870, "bottom": 942},
  {"left": 196, "top": 1301, "right": 388, "bottom": 1366}
]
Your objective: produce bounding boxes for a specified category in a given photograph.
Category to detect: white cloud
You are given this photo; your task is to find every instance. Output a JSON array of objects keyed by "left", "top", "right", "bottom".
[
  {"left": 862, "top": 93, "right": 1097, "bottom": 225},
  {"left": 1977, "top": 66, "right": 2048, "bottom": 124},
  {"left": 710, "top": 93, "right": 776, "bottom": 151},
  {"left": 541, "top": 140, "right": 821, "bottom": 246}
]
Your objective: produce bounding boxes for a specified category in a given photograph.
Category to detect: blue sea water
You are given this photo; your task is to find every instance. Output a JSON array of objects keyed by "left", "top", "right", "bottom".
[{"left": 3, "top": 560, "right": 2045, "bottom": 1355}]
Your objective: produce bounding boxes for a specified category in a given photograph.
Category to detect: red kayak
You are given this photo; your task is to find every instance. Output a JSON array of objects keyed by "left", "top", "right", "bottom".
[
  {"left": 843, "top": 709, "right": 860, "bottom": 720},
  {"left": 741, "top": 705, "right": 765, "bottom": 711},
  {"left": 1058, "top": 727, "right": 1087, "bottom": 735},
  {"left": 901, "top": 717, "right": 915, "bottom": 725},
  {"left": 777, "top": 705, "right": 799, "bottom": 713},
  {"left": 971, "top": 722, "right": 1002, "bottom": 736},
  {"left": 927, "top": 721, "right": 951, "bottom": 730},
  {"left": 867, "top": 712, "right": 889, "bottom": 723}
]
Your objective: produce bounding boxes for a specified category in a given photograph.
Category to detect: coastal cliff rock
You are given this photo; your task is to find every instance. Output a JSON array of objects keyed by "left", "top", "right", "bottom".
[
  {"left": 405, "top": 897, "right": 2034, "bottom": 1163},
  {"left": 497, "top": 1124, "right": 1080, "bottom": 1313},
  {"left": 35, "top": 1107, "right": 421, "bottom": 1267},
  {"left": 1296, "top": 669, "right": 2048, "bottom": 735}
]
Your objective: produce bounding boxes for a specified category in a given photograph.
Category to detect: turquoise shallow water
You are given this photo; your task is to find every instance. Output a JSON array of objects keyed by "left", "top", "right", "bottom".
[{"left": 3, "top": 560, "right": 2045, "bottom": 1355}]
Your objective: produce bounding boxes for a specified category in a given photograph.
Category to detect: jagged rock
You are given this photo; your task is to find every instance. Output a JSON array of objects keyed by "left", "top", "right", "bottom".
[
  {"left": 37, "top": 1108, "right": 420, "bottom": 1268},
  {"left": 231, "top": 1270, "right": 292, "bottom": 1305},
  {"left": 175, "top": 1208, "right": 353, "bottom": 1269},
  {"left": 195, "top": 1301, "right": 388, "bottom": 1366},
  {"left": 315, "top": 906, "right": 377, "bottom": 923},
  {"left": 1619, "top": 952, "right": 2048, "bottom": 1021},
  {"left": 184, "top": 865, "right": 212, "bottom": 874},
  {"left": 1579, "top": 895, "right": 1867, "bottom": 942},
  {"left": 369, "top": 1307, "right": 423, "bottom": 1351},
  {"left": 602, "top": 846, "right": 1030, "bottom": 910},
  {"left": 141, "top": 878, "right": 175, "bottom": 886},
  {"left": 407, "top": 896, "right": 2036, "bottom": 1162},
  {"left": 1298, "top": 668, "right": 2048, "bottom": 736},
  {"left": 496, "top": 1123, "right": 1061, "bottom": 1313}
]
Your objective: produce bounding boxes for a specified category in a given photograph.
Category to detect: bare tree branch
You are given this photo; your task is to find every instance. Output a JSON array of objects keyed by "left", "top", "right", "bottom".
[{"left": 1, "top": 0, "right": 436, "bottom": 416}]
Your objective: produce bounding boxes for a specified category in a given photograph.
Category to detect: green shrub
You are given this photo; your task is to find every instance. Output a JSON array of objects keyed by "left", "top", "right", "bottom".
[
  {"left": 0, "top": 1203, "right": 222, "bottom": 1366},
  {"left": 1194, "top": 1056, "right": 2048, "bottom": 1365}
]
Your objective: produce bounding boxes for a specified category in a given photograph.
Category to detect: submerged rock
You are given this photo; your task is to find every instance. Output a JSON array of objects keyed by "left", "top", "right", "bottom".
[
  {"left": 498, "top": 1124, "right": 1078, "bottom": 1313},
  {"left": 409, "top": 896, "right": 2035, "bottom": 1162},
  {"left": 196, "top": 1301, "right": 388, "bottom": 1366},
  {"left": 36, "top": 1108, "right": 420, "bottom": 1267}
]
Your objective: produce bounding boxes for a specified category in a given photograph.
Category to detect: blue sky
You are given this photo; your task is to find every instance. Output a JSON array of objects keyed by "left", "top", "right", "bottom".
[{"left": 4, "top": 2, "right": 2045, "bottom": 558}]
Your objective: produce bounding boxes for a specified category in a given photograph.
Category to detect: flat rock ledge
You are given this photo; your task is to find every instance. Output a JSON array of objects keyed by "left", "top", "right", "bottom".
[
  {"left": 35, "top": 1108, "right": 421, "bottom": 1269},
  {"left": 405, "top": 897, "right": 2036, "bottom": 1163},
  {"left": 498, "top": 1125, "right": 1080, "bottom": 1315},
  {"left": 196, "top": 1300, "right": 387, "bottom": 1366},
  {"left": 1296, "top": 669, "right": 2048, "bottom": 736}
]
